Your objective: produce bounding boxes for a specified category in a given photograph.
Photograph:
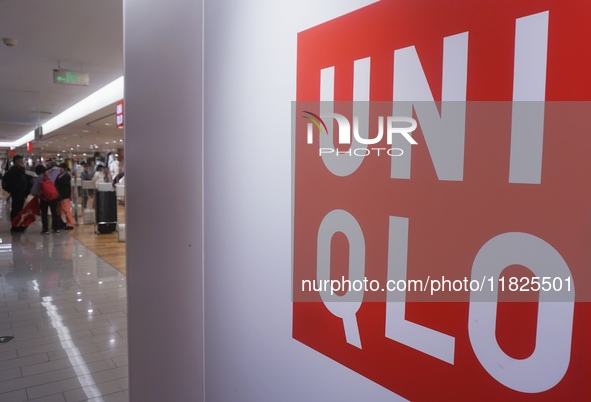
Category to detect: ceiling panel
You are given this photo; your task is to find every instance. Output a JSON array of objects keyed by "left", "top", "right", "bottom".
[{"left": 0, "top": 0, "right": 123, "bottom": 154}]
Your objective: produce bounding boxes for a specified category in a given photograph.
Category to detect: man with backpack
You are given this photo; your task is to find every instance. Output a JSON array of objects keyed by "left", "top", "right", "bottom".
[
  {"left": 2, "top": 155, "right": 29, "bottom": 233},
  {"left": 30, "top": 164, "right": 61, "bottom": 234}
]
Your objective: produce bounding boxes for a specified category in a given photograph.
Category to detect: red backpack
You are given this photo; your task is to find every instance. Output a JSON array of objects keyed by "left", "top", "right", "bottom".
[{"left": 38, "top": 175, "right": 59, "bottom": 201}]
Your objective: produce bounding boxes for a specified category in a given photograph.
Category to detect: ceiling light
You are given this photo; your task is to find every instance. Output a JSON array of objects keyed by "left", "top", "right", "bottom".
[
  {"left": 0, "top": 77, "right": 124, "bottom": 149},
  {"left": 42, "top": 77, "right": 124, "bottom": 136}
]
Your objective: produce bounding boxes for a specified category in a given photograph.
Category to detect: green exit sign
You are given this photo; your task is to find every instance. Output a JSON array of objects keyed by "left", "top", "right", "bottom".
[{"left": 53, "top": 69, "right": 90, "bottom": 86}]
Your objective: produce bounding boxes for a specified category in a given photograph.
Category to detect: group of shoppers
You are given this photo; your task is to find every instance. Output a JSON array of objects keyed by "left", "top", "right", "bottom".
[
  {"left": 3, "top": 155, "right": 74, "bottom": 234},
  {"left": 76, "top": 159, "right": 120, "bottom": 209}
]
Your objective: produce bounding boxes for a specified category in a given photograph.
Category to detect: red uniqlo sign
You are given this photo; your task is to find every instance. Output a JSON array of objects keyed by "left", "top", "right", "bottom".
[
  {"left": 293, "top": 1, "right": 591, "bottom": 401},
  {"left": 116, "top": 100, "right": 124, "bottom": 129}
]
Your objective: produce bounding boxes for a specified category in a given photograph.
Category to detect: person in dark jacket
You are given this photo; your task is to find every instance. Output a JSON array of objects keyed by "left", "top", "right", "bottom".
[
  {"left": 4, "top": 155, "right": 29, "bottom": 232},
  {"left": 55, "top": 163, "right": 74, "bottom": 230}
]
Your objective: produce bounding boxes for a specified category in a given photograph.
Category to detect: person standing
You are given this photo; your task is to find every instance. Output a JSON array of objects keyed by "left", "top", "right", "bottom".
[
  {"left": 96, "top": 164, "right": 112, "bottom": 186},
  {"left": 44, "top": 159, "right": 60, "bottom": 183},
  {"left": 92, "top": 165, "right": 104, "bottom": 182},
  {"left": 43, "top": 160, "right": 65, "bottom": 229},
  {"left": 75, "top": 161, "right": 85, "bottom": 181},
  {"left": 3, "top": 155, "right": 29, "bottom": 232},
  {"left": 55, "top": 163, "right": 74, "bottom": 230},
  {"left": 31, "top": 165, "right": 61, "bottom": 234},
  {"left": 107, "top": 152, "right": 120, "bottom": 176},
  {"left": 80, "top": 162, "right": 92, "bottom": 209}
]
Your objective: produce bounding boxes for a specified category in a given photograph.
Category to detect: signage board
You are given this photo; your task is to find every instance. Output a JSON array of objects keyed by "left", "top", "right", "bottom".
[
  {"left": 293, "top": 1, "right": 591, "bottom": 400},
  {"left": 53, "top": 69, "right": 89, "bottom": 86},
  {"left": 116, "top": 100, "right": 124, "bottom": 128}
]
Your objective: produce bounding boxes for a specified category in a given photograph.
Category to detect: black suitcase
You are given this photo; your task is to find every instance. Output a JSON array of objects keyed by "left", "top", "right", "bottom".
[
  {"left": 95, "top": 190, "right": 117, "bottom": 234},
  {"left": 97, "top": 222, "right": 117, "bottom": 234}
]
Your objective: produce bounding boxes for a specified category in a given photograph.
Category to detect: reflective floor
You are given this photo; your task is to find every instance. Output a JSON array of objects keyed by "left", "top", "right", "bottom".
[{"left": 0, "top": 198, "right": 128, "bottom": 402}]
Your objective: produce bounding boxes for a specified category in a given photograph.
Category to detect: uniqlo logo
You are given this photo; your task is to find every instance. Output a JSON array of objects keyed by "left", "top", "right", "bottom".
[{"left": 292, "top": 1, "right": 591, "bottom": 401}]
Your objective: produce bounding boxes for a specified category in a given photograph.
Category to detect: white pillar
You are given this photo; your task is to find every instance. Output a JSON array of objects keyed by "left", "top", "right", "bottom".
[{"left": 124, "top": 1, "right": 204, "bottom": 401}]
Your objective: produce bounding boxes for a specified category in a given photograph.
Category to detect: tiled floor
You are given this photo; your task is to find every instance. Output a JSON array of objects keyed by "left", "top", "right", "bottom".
[{"left": 0, "top": 198, "right": 129, "bottom": 402}]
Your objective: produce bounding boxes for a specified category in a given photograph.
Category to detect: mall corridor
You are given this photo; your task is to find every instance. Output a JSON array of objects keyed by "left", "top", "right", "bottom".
[{"left": 0, "top": 198, "right": 128, "bottom": 401}]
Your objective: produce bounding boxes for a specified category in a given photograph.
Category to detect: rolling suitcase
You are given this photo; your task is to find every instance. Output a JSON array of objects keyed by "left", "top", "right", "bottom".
[{"left": 95, "top": 190, "right": 117, "bottom": 234}]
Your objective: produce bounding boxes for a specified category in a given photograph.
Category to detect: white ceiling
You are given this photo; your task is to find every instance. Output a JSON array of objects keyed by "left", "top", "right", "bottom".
[{"left": 0, "top": 0, "right": 123, "bottom": 159}]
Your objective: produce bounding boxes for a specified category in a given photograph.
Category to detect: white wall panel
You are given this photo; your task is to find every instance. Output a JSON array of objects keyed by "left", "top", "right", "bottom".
[
  {"left": 204, "top": 1, "right": 404, "bottom": 401},
  {"left": 125, "top": 0, "right": 407, "bottom": 401},
  {"left": 124, "top": 1, "right": 204, "bottom": 401}
]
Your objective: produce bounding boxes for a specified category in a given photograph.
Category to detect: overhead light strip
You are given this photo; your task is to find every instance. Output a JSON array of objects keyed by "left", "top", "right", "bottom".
[{"left": 0, "top": 76, "right": 124, "bottom": 149}]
